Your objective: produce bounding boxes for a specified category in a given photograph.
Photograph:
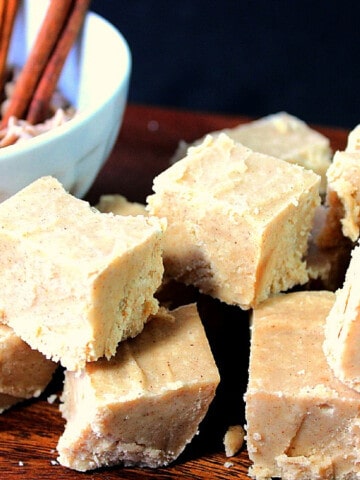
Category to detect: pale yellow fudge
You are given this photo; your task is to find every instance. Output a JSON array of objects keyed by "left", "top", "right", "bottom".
[
  {"left": 323, "top": 242, "right": 360, "bottom": 392},
  {"left": 320, "top": 150, "right": 360, "bottom": 244},
  {"left": 96, "top": 194, "right": 147, "bottom": 216},
  {"left": 148, "top": 134, "right": 321, "bottom": 309},
  {"left": 317, "top": 124, "right": 360, "bottom": 247},
  {"left": 246, "top": 290, "right": 360, "bottom": 480},
  {"left": 0, "top": 323, "right": 57, "bottom": 412},
  {"left": 57, "top": 304, "right": 220, "bottom": 471},
  {"left": 0, "top": 176, "right": 165, "bottom": 371},
  {"left": 345, "top": 123, "right": 360, "bottom": 152},
  {"left": 171, "top": 112, "right": 331, "bottom": 193}
]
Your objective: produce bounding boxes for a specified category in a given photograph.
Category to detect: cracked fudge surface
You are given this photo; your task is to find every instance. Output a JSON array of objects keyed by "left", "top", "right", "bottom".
[
  {"left": 0, "top": 176, "right": 165, "bottom": 370},
  {"left": 245, "top": 290, "right": 360, "bottom": 480},
  {"left": 57, "top": 304, "right": 220, "bottom": 471},
  {"left": 148, "top": 133, "right": 320, "bottom": 309}
]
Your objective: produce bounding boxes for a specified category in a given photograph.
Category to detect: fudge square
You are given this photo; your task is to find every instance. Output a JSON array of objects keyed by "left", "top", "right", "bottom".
[
  {"left": 0, "top": 323, "right": 57, "bottom": 413},
  {"left": 324, "top": 242, "right": 360, "bottom": 392},
  {"left": 57, "top": 304, "right": 220, "bottom": 471},
  {"left": 0, "top": 176, "right": 165, "bottom": 371},
  {"left": 171, "top": 112, "right": 331, "bottom": 194},
  {"left": 147, "top": 133, "right": 321, "bottom": 309},
  {"left": 219, "top": 112, "right": 331, "bottom": 194},
  {"left": 245, "top": 290, "right": 360, "bottom": 480},
  {"left": 317, "top": 124, "right": 360, "bottom": 248}
]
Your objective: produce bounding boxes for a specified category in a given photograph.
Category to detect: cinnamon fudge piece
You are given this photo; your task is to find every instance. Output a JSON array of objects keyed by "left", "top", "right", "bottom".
[
  {"left": 171, "top": 112, "right": 331, "bottom": 193},
  {"left": 96, "top": 194, "right": 147, "bottom": 216},
  {"left": 57, "top": 304, "right": 220, "bottom": 471},
  {"left": 0, "top": 323, "right": 57, "bottom": 412},
  {"left": 0, "top": 176, "right": 165, "bottom": 370},
  {"left": 245, "top": 290, "right": 360, "bottom": 480},
  {"left": 323, "top": 243, "right": 360, "bottom": 392},
  {"left": 317, "top": 125, "right": 360, "bottom": 247},
  {"left": 148, "top": 134, "right": 320, "bottom": 309},
  {"left": 321, "top": 150, "right": 360, "bottom": 244},
  {"left": 345, "top": 123, "right": 360, "bottom": 152}
]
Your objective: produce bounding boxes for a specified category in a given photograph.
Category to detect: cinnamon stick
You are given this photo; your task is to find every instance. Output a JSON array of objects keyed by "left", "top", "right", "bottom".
[
  {"left": 0, "top": 0, "right": 19, "bottom": 94},
  {"left": 0, "top": 1, "right": 5, "bottom": 26},
  {"left": 1, "top": 0, "right": 74, "bottom": 127},
  {"left": 26, "top": 0, "right": 91, "bottom": 125},
  {"left": 0, "top": 1, "right": 6, "bottom": 51}
]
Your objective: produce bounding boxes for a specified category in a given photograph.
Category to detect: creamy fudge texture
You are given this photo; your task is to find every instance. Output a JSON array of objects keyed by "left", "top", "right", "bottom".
[
  {"left": 171, "top": 112, "right": 331, "bottom": 193},
  {"left": 0, "top": 176, "right": 165, "bottom": 370},
  {"left": 245, "top": 290, "right": 360, "bottom": 480},
  {"left": 323, "top": 243, "right": 360, "bottom": 392},
  {"left": 96, "top": 194, "right": 147, "bottom": 216},
  {"left": 57, "top": 304, "right": 220, "bottom": 471},
  {"left": 148, "top": 134, "right": 320, "bottom": 309},
  {"left": 0, "top": 323, "right": 57, "bottom": 412}
]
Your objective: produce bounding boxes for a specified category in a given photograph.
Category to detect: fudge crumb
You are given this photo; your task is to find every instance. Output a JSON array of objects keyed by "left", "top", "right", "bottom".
[
  {"left": 223, "top": 424, "right": 245, "bottom": 457},
  {"left": 47, "top": 394, "right": 57, "bottom": 404}
]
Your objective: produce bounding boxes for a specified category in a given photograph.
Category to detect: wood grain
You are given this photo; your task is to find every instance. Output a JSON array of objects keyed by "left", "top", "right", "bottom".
[{"left": 0, "top": 104, "right": 348, "bottom": 479}]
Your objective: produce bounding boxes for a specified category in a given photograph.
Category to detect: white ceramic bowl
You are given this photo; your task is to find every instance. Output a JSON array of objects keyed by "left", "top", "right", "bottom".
[{"left": 0, "top": 0, "right": 131, "bottom": 202}]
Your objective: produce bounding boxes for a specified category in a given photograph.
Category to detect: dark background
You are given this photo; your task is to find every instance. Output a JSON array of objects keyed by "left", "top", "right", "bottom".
[{"left": 90, "top": 1, "right": 360, "bottom": 129}]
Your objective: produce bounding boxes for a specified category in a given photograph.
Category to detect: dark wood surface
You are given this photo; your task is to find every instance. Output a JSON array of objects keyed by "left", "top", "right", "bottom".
[{"left": 0, "top": 104, "right": 348, "bottom": 479}]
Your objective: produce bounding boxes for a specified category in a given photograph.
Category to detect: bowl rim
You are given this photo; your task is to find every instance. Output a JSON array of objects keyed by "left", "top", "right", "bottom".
[{"left": 0, "top": 10, "right": 131, "bottom": 161}]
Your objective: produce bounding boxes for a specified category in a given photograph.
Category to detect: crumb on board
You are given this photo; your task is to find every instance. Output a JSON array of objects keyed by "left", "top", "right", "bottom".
[{"left": 223, "top": 424, "right": 245, "bottom": 457}]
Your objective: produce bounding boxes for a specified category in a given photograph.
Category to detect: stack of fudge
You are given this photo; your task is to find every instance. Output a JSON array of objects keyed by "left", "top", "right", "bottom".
[
  {"left": 0, "top": 176, "right": 220, "bottom": 471},
  {"left": 150, "top": 112, "right": 360, "bottom": 479},
  {"left": 244, "top": 119, "right": 360, "bottom": 480},
  {"left": 1, "top": 111, "right": 360, "bottom": 477}
]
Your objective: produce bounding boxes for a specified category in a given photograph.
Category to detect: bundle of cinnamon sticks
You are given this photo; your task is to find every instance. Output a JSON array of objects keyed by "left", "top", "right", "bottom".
[{"left": 0, "top": 0, "right": 91, "bottom": 129}]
